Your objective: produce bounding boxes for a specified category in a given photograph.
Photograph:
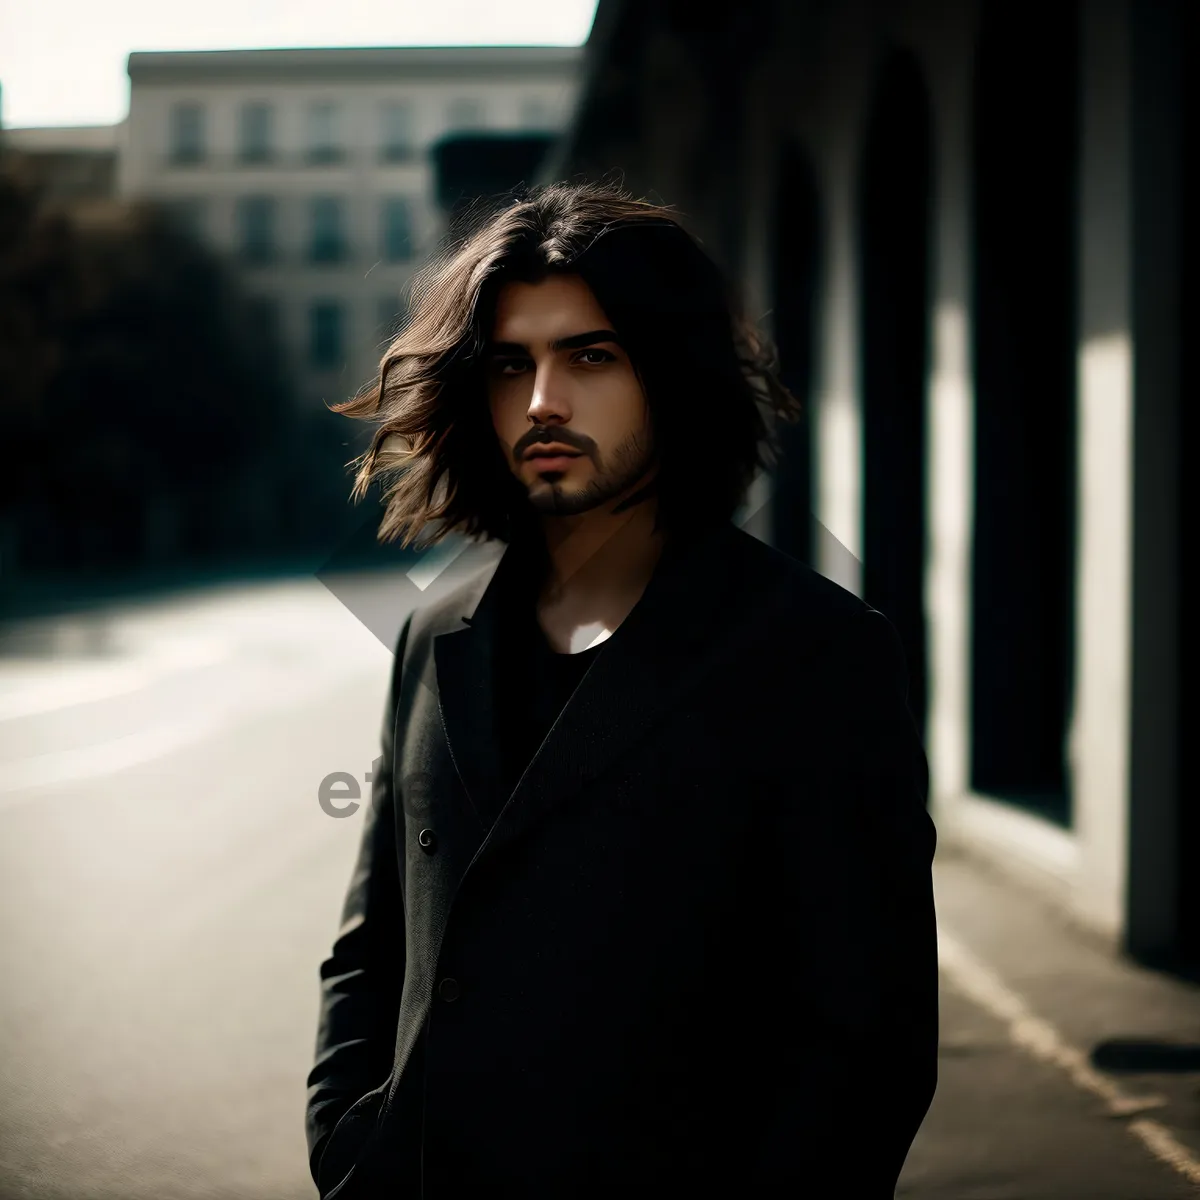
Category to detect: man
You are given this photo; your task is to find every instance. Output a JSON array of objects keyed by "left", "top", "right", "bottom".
[{"left": 306, "top": 180, "right": 938, "bottom": 1198}]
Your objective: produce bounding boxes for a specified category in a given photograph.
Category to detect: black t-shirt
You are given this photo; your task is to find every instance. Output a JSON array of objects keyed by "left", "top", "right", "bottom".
[{"left": 492, "top": 577, "right": 605, "bottom": 820}]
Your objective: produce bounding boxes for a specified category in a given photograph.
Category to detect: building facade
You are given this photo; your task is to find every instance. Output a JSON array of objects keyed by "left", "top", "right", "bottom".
[
  {"left": 121, "top": 46, "right": 582, "bottom": 415},
  {"left": 552, "top": 0, "right": 1195, "bottom": 972}
]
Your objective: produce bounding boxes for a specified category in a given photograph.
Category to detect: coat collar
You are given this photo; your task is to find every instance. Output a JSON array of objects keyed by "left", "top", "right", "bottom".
[{"left": 432, "top": 517, "right": 755, "bottom": 865}]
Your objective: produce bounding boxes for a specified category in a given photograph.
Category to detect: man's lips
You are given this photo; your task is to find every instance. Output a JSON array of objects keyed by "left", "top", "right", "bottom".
[
  {"left": 524, "top": 446, "right": 583, "bottom": 461},
  {"left": 528, "top": 454, "right": 581, "bottom": 471}
]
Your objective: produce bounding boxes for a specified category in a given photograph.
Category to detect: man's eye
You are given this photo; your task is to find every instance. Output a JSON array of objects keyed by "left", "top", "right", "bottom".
[
  {"left": 494, "top": 359, "right": 529, "bottom": 375},
  {"left": 576, "top": 349, "right": 615, "bottom": 365}
]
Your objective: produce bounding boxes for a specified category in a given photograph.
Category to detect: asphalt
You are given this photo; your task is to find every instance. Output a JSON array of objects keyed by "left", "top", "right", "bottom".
[{"left": 0, "top": 570, "right": 1197, "bottom": 1199}]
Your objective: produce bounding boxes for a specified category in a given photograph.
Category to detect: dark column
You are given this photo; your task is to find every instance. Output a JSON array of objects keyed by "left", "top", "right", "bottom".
[
  {"left": 1127, "top": 0, "right": 1190, "bottom": 970},
  {"left": 969, "top": 0, "right": 1080, "bottom": 827},
  {"left": 1179, "top": 6, "right": 1197, "bottom": 967},
  {"left": 855, "top": 45, "right": 933, "bottom": 744}
]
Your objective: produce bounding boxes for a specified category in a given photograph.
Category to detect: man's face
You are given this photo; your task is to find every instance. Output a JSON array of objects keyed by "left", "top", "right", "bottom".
[{"left": 485, "top": 273, "right": 656, "bottom": 519}]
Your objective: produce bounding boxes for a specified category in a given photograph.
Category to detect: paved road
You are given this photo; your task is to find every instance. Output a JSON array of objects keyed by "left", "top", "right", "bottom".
[{"left": 0, "top": 565, "right": 1197, "bottom": 1199}]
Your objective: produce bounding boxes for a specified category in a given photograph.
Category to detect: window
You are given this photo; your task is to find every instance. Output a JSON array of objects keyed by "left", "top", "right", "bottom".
[
  {"left": 169, "top": 103, "right": 205, "bottom": 164},
  {"left": 307, "top": 101, "right": 342, "bottom": 163},
  {"left": 519, "top": 96, "right": 554, "bottom": 129},
  {"left": 310, "top": 301, "right": 345, "bottom": 369},
  {"left": 239, "top": 102, "right": 273, "bottom": 163},
  {"left": 446, "top": 97, "right": 485, "bottom": 131},
  {"left": 236, "top": 196, "right": 276, "bottom": 264},
  {"left": 380, "top": 100, "right": 416, "bottom": 162},
  {"left": 164, "top": 197, "right": 207, "bottom": 240},
  {"left": 380, "top": 197, "right": 415, "bottom": 263},
  {"left": 309, "top": 196, "right": 346, "bottom": 263}
]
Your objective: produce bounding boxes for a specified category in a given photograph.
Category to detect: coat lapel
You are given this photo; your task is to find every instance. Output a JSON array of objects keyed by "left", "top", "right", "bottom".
[
  {"left": 430, "top": 532, "right": 530, "bottom": 833},
  {"left": 433, "top": 518, "right": 753, "bottom": 869}
]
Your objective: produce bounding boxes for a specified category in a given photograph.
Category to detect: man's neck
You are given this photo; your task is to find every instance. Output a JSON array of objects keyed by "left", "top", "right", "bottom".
[
  {"left": 525, "top": 501, "right": 666, "bottom": 652},
  {"left": 537, "top": 501, "right": 665, "bottom": 605}
]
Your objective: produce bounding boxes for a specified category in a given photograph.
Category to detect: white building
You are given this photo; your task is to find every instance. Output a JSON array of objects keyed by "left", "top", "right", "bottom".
[{"left": 121, "top": 46, "right": 582, "bottom": 413}]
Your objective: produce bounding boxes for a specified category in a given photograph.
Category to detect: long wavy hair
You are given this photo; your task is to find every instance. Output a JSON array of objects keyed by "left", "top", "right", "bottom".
[{"left": 332, "top": 179, "right": 802, "bottom": 551}]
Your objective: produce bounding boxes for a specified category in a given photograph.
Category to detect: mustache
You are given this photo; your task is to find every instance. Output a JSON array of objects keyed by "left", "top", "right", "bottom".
[{"left": 514, "top": 430, "right": 592, "bottom": 459}]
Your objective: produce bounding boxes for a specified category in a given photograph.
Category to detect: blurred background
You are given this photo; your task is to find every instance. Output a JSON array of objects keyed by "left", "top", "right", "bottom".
[{"left": 0, "top": 0, "right": 1197, "bottom": 1197}]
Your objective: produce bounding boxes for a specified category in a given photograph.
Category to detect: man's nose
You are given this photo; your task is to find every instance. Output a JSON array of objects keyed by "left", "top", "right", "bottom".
[{"left": 527, "top": 361, "right": 571, "bottom": 422}]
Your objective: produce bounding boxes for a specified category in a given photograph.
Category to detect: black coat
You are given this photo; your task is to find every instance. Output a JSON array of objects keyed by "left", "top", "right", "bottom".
[{"left": 305, "top": 518, "right": 938, "bottom": 1198}]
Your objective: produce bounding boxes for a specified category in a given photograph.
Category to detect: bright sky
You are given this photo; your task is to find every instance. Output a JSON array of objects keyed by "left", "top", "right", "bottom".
[{"left": 0, "top": 0, "right": 599, "bottom": 129}]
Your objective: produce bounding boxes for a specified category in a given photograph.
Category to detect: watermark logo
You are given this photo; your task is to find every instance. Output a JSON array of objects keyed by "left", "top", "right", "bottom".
[{"left": 318, "top": 762, "right": 438, "bottom": 820}]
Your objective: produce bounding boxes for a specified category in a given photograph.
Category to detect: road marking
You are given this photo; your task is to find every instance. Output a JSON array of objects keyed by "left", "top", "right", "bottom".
[
  {"left": 0, "top": 714, "right": 227, "bottom": 800},
  {"left": 1129, "top": 1118, "right": 1200, "bottom": 1187},
  {"left": 0, "top": 637, "right": 232, "bottom": 721},
  {"left": 0, "top": 656, "right": 378, "bottom": 806},
  {"left": 0, "top": 660, "right": 158, "bottom": 721},
  {"left": 938, "top": 928, "right": 1200, "bottom": 1187}
]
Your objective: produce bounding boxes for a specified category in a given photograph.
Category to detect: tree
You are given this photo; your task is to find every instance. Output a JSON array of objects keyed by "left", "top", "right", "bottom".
[{"left": 0, "top": 150, "right": 293, "bottom": 575}]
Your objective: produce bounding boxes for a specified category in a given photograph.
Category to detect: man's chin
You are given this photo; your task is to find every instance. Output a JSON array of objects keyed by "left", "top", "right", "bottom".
[{"left": 528, "top": 488, "right": 604, "bottom": 517}]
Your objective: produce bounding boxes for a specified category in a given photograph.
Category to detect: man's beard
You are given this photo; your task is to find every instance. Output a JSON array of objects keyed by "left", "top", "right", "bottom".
[{"left": 526, "top": 428, "right": 656, "bottom": 518}]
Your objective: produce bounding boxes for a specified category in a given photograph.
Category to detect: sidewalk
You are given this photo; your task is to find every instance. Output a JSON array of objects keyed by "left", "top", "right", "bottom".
[{"left": 901, "top": 842, "right": 1200, "bottom": 1198}]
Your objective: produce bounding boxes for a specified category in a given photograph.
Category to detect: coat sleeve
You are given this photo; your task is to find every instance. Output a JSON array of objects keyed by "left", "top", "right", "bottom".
[
  {"left": 304, "top": 612, "right": 413, "bottom": 1188},
  {"left": 753, "top": 604, "right": 938, "bottom": 1196}
]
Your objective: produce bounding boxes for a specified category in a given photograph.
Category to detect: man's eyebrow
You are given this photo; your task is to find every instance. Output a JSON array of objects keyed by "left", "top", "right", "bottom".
[{"left": 485, "top": 329, "right": 621, "bottom": 355}]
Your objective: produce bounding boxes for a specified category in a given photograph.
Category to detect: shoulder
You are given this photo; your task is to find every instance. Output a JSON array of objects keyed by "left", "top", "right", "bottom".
[
  {"left": 724, "top": 524, "right": 872, "bottom": 629},
  {"left": 724, "top": 526, "right": 906, "bottom": 686},
  {"left": 730, "top": 526, "right": 863, "bottom": 615}
]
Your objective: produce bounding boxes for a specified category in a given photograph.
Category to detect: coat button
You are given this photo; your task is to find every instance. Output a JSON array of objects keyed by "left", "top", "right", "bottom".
[
  {"left": 418, "top": 828, "right": 437, "bottom": 854},
  {"left": 438, "top": 977, "right": 461, "bottom": 1003}
]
